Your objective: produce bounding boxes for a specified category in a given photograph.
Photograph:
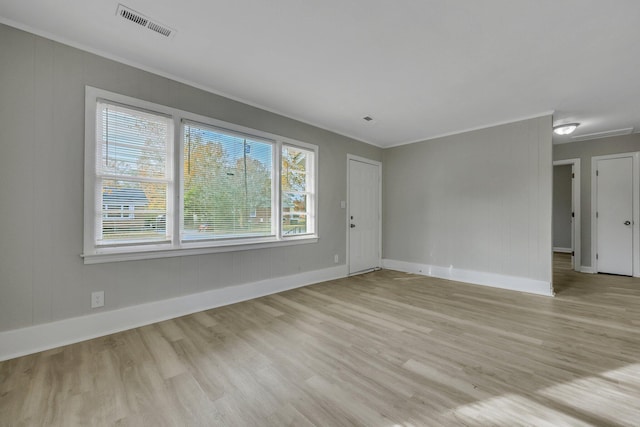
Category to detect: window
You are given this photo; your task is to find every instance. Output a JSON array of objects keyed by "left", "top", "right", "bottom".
[
  {"left": 182, "top": 122, "right": 274, "bottom": 241},
  {"left": 84, "top": 87, "right": 318, "bottom": 263},
  {"left": 95, "top": 101, "right": 172, "bottom": 246},
  {"left": 282, "top": 145, "right": 315, "bottom": 236}
]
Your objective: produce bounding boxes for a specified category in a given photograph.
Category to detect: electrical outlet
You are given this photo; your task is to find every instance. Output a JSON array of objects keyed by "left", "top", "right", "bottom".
[
  {"left": 91, "top": 291, "right": 104, "bottom": 308},
  {"left": 334, "top": 254, "right": 339, "bottom": 263}
]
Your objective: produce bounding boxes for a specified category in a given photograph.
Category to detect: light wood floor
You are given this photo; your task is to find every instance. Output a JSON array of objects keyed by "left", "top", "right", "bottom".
[{"left": 2, "top": 254, "right": 640, "bottom": 426}]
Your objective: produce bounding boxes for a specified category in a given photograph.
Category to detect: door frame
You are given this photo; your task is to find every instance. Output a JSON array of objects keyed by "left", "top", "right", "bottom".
[
  {"left": 346, "top": 154, "right": 382, "bottom": 275},
  {"left": 591, "top": 152, "right": 640, "bottom": 276},
  {"left": 553, "top": 158, "right": 581, "bottom": 272}
]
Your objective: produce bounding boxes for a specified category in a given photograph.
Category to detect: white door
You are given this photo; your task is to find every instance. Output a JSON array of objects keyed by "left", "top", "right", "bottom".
[
  {"left": 596, "top": 157, "right": 633, "bottom": 275},
  {"left": 348, "top": 158, "right": 380, "bottom": 274}
]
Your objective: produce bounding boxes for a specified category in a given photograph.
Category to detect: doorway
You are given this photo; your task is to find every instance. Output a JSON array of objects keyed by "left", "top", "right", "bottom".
[
  {"left": 592, "top": 152, "right": 640, "bottom": 276},
  {"left": 553, "top": 159, "right": 581, "bottom": 272},
  {"left": 347, "top": 155, "right": 381, "bottom": 275}
]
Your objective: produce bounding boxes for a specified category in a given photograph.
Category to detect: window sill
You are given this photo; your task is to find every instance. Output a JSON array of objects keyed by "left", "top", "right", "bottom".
[{"left": 82, "top": 235, "right": 318, "bottom": 264}]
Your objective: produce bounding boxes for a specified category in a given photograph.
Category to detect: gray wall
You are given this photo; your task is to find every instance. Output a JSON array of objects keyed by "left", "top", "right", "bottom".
[
  {"left": 0, "top": 24, "right": 382, "bottom": 332},
  {"left": 553, "top": 165, "right": 572, "bottom": 249},
  {"left": 383, "top": 116, "right": 553, "bottom": 283},
  {"left": 554, "top": 133, "right": 640, "bottom": 267}
]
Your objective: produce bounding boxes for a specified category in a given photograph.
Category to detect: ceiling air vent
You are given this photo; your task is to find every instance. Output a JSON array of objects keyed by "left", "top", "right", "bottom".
[
  {"left": 118, "top": 6, "right": 148, "bottom": 27},
  {"left": 148, "top": 22, "right": 172, "bottom": 37},
  {"left": 116, "top": 4, "right": 176, "bottom": 39}
]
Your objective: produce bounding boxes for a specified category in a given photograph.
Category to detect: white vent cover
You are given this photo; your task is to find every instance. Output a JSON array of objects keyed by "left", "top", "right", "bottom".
[{"left": 116, "top": 4, "right": 176, "bottom": 39}]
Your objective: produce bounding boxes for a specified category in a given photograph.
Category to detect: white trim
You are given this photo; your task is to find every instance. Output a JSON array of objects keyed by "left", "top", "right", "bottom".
[
  {"left": 346, "top": 154, "right": 382, "bottom": 275},
  {"left": 569, "top": 127, "right": 635, "bottom": 143},
  {"left": 386, "top": 111, "right": 555, "bottom": 148},
  {"left": 382, "top": 259, "right": 554, "bottom": 297},
  {"left": 591, "top": 152, "right": 640, "bottom": 276},
  {"left": 580, "top": 266, "right": 596, "bottom": 274},
  {"left": 82, "top": 236, "right": 318, "bottom": 264},
  {"left": 554, "top": 158, "right": 581, "bottom": 272},
  {"left": 0, "top": 265, "right": 347, "bottom": 362},
  {"left": 553, "top": 247, "right": 572, "bottom": 253}
]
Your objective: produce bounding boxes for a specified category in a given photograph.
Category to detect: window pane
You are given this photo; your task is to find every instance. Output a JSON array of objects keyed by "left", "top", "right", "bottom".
[
  {"left": 182, "top": 124, "right": 273, "bottom": 240},
  {"left": 282, "top": 145, "right": 314, "bottom": 236},
  {"left": 95, "top": 101, "right": 171, "bottom": 248},
  {"left": 98, "top": 102, "right": 168, "bottom": 179},
  {"left": 99, "top": 180, "right": 168, "bottom": 244},
  {"left": 281, "top": 147, "right": 308, "bottom": 192},
  {"left": 282, "top": 193, "right": 309, "bottom": 235}
]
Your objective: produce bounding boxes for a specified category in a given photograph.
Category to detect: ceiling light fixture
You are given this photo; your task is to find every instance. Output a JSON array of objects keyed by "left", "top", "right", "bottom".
[{"left": 553, "top": 123, "right": 580, "bottom": 135}]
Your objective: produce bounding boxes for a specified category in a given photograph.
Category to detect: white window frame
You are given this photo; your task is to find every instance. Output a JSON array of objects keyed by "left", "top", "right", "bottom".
[
  {"left": 84, "top": 86, "right": 318, "bottom": 264},
  {"left": 93, "top": 99, "right": 174, "bottom": 249},
  {"left": 179, "top": 119, "right": 279, "bottom": 245},
  {"left": 281, "top": 143, "right": 317, "bottom": 237}
]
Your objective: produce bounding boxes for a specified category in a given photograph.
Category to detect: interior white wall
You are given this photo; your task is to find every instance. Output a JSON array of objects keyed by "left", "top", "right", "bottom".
[
  {"left": 382, "top": 116, "right": 553, "bottom": 292},
  {"left": 0, "top": 23, "right": 382, "bottom": 334}
]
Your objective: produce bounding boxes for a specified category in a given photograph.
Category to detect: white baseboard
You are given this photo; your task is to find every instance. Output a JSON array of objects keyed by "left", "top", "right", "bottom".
[
  {"left": 580, "top": 266, "right": 596, "bottom": 274},
  {"left": 553, "top": 247, "right": 573, "bottom": 253},
  {"left": 382, "top": 259, "right": 553, "bottom": 297},
  {"left": 0, "top": 265, "right": 348, "bottom": 362}
]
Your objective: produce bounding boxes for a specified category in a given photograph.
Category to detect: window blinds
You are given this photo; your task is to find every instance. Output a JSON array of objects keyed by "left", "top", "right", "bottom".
[
  {"left": 96, "top": 101, "right": 171, "bottom": 245},
  {"left": 182, "top": 122, "right": 274, "bottom": 241}
]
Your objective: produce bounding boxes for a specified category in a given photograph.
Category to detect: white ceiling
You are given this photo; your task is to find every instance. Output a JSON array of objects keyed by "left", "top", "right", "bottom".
[{"left": 1, "top": 0, "right": 639, "bottom": 147}]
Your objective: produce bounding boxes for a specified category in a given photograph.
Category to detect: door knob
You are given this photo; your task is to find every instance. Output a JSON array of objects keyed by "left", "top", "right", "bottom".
[
  {"left": 350, "top": 224, "right": 356, "bottom": 228},
  {"left": 624, "top": 220, "right": 632, "bottom": 226}
]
